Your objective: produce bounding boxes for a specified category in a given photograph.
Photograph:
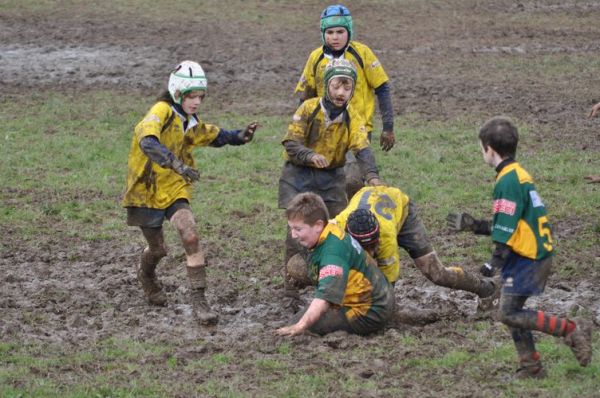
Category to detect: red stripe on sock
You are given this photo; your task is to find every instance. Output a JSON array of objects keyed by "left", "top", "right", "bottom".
[
  {"left": 536, "top": 311, "right": 545, "bottom": 330},
  {"left": 566, "top": 321, "right": 576, "bottom": 335},
  {"left": 558, "top": 319, "right": 567, "bottom": 336},
  {"left": 548, "top": 315, "right": 557, "bottom": 333}
]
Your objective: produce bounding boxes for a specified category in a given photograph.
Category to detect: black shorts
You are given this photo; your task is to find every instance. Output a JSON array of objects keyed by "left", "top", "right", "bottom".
[
  {"left": 126, "top": 199, "right": 190, "bottom": 228},
  {"left": 397, "top": 200, "right": 434, "bottom": 259},
  {"left": 278, "top": 162, "right": 347, "bottom": 217}
]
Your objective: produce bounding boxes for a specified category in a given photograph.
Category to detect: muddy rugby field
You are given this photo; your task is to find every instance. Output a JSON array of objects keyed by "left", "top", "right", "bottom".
[{"left": 1, "top": 1, "right": 599, "bottom": 396}]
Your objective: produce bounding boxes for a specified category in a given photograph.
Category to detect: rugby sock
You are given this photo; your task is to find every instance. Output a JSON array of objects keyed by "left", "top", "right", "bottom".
[{"left": 535, "top": 311, "right": 576, "bottom": 337}]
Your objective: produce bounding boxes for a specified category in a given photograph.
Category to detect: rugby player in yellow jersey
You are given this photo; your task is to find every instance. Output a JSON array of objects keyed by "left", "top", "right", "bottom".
[
  {"left": 122, "top": 61, "right": 259, "bottom": 324},
  {"left": 279, "top": 58, "right": 382, "bottom": 308},
  {"left": 276, "top": 193, "right": 394, "bottom": 336},
  {"left": 296, "top": 4, "right": 396, "bottom": 198},
  {"left": 332, "top": 185, "right": 496, "bottom": 298},
  {"left": 448, "top": 116, "right": 592, "bottom": 378}
]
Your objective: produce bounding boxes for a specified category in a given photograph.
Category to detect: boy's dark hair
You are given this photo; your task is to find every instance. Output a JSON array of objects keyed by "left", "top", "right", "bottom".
[
  {"left": 286, "top": 192, "right": 329, "bottom": 226},
  {"left": 478, "top": 116, "right": 519, "bottom": 159}
]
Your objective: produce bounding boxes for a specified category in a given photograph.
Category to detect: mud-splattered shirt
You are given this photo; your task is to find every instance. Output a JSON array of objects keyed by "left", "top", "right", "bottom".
[
  {"left": 122, "top": 101, "right": 220, "bottom": 209},
  {"left": 492, "top": 161, "right": 553, "bottom": 260},
  {"left": 282, "top": 97, "right": 369, "bottom": 169},
  {"left": 333, "top": 186, "right": 410, "bottom": 283},
  {"left": 295, "top": 41, "right": 389, "bottom": 133},
  {"left": 308, "top": 223, "right": 393, "bottom": 332}
]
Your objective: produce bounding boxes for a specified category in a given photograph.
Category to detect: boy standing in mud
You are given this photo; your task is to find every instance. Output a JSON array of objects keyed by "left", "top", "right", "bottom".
[
  {"left": 279, "top": 58, "right": 381, "bottom": 304},
  {"left": 122, "top": 60, "right": 258, "bottom": 325},
  {"left": 276, "top": 192, "right": 394, "bottom": 336},
  {"left": 449, "top": 116, "right": 592, "bottom": 378},
  {"left": 296, "top": 4, "right": 395, "bottom": 197}
]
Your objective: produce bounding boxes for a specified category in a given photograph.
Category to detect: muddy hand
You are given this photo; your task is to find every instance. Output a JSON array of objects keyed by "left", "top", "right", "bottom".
[
  {"left": 380, "top": 130, "right": 395, "bottom": 152},
  {"left": 240, "top": 121, "right": 260, "bottom": 143},
  {"left": 310, "top": 153, "right": 329, "bottom": 168},
  {"left": 588, "top": 102, "right": 600, "bottom": 118},
  {"left": 446, "top": 212, "right": 475, "bottom": 232},
  {"left": 276, "top": 324, "right": 303, "bottom": 336},
  {"left": 171, "top": 158, "right": 200, "bottom": 183}
]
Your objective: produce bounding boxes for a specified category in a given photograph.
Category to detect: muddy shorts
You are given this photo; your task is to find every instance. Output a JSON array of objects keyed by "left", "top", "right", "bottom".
[
  {"left": 501, "top": 254, "right": 552, "bottom": 296},
  {"left": 397, "top": 200, "right": 434, "bottom": 259},
  {"left": 126, "top": 199, "right": 190, "bottom": 228},
  {"left": 278, "top": 162, "right": 347, "bottom": 217}
]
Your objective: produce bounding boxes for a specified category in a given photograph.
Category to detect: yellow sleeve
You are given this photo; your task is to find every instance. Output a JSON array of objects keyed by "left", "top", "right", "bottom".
[
  {"left": 188, "top": 120, "right": 221, "bottom": 147},
  {"left": 294, "top": 49, "right": 322, "bottom": 98},
  {"left": 282, "top": 100, "right": 314, "bottom": 144},
  {"left": 134, "top": 101, "right": 173, "bottom": 143},
  {"left": 346, "top": 106, "right": 370, "bottom": 151},
  {"left": 360, "top": 45, "right": 389, "bottom": 90}
]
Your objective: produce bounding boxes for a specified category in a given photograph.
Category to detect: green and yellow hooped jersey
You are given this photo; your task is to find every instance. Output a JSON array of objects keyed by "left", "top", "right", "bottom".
[
  {"left": 492, "top": 162, "right": 554, "bottom": 260},
  {"left": 122, "top": 101, "right": 220, "bottom": 209},
  {"left": 308, "top": 223, "right": 391, "bottom": 323},
  {"left": 282, "top": 97, "right": 369, "bottom": 168},
  {"left": 295, "top": 41, "right": 389, "bottom": 133},
  {"left": 334, "top": 186, "right": 410, "bottom": 283}
]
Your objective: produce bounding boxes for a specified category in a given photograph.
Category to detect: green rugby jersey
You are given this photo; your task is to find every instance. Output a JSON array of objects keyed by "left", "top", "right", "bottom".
[
  {"left": 492, "top": 161, "right": 554, "bottom": 260},
  {"left": 308, "top": 223, "right": 392, "bottom": 329}
]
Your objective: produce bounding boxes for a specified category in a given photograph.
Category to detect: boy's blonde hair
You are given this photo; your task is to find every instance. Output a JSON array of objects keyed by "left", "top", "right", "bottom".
[{"left": 285, "top": 192, "right": 329, "bottom": 226}]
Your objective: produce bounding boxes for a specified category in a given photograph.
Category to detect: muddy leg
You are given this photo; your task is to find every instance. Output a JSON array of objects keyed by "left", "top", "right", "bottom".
[
  {"left": 413, "top": 252, "right": 496, "bottom": 298},
  {"left": 170, "top": 208, "right": 218, "bottom": 325},
  {"left": 138, "top": 227, "right": 168, "bottom": 306},
  {"left": 282, "top": 227, "right": 306, "bottom": 311}
]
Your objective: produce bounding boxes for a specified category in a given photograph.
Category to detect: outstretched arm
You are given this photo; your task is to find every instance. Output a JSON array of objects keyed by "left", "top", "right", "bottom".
[
  {"left": 446, "top": 212, "right": 492, "bottom": 235},
  {"left": 210, "top": 122, "right": 259, "bottom": 147},
  {"left": 276, "top": 298, "right": 330, "bottom": 336}
]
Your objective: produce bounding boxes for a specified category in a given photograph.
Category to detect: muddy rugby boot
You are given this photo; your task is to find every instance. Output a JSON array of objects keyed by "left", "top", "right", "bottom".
[
  {"left": 515, "top": 352, "right": 547, "bottom": 379},
  {"left": 190, "top": 288, "right": 218, "bottom": 325},
  {"left": 187, "top": 265, "right": 218, "bottom": 325},
  {"left": 564, "top": 317, "right": 593, "bottom": 367},
  {"left": 137, "top": 266, "right": 167, "bottom": 307}
]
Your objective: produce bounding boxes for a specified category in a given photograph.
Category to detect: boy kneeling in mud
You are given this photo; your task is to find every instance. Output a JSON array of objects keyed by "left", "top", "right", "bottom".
[
  {"left": 276, "top": 192, "right": 394, "bottom": 336},
  {"left": 448, "top": 116, "right": 592, "bottom": 378}
]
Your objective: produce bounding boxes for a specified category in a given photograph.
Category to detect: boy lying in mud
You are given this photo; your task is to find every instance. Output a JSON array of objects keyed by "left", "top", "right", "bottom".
[{"left": 276, "top": 192, "right": 394, "bottom": 336}]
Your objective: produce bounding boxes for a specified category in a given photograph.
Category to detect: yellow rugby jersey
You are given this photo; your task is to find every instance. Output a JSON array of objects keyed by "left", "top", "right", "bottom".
[
  {"left": 295, "top": 41, "right": 389, "bottom": 133},
  {"left": 122, "top": 101, "right": 220, "bottom": 209},
  {"left": 334, "top": 186, "right": 410, "bottom": 283},
  {"left": 282, "top": 97, "right": 369, "bottom": 168}
]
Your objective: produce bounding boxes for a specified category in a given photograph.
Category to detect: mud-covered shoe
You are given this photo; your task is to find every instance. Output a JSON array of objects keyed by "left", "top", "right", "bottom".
[
  {"left": 190, "top": 288, "right": 218, "bottom": 325},
  {"left": 515, "top": 364, "right": 547, "bottom": 379},
  {"left": 515, "top": 352, "right": 547, "bottom": 379},
  {"left": 137, "top": 267, "right": 167, "bottom": 306},
  {"left": 564, "top": 318, "right": 593, "bottom": 367}
]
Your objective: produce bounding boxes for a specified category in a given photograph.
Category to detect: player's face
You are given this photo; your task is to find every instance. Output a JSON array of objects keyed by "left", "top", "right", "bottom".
[
  {"left": 288, "top": 218, "right": 324, "bottom": 249},
  {"left": 327, "top": 77, "right": 354, "bottom": 107},
  {"left": 181, "top": 90, "right": 206, "bottom": 115},
  {"left": 324, "top": 27, "right": 349, "bottom": 51},
  {"left": 479, "top": 140, "right": 495, "bottom": 167}
]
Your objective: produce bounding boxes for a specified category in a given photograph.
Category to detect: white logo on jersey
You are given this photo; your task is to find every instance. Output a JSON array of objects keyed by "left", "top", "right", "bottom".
[
  {"left": 349, "top": 235, "right": 363, "bottom": 254},
  {"left": 529, "top": 191, "right": 544, "bottom": 208}
]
